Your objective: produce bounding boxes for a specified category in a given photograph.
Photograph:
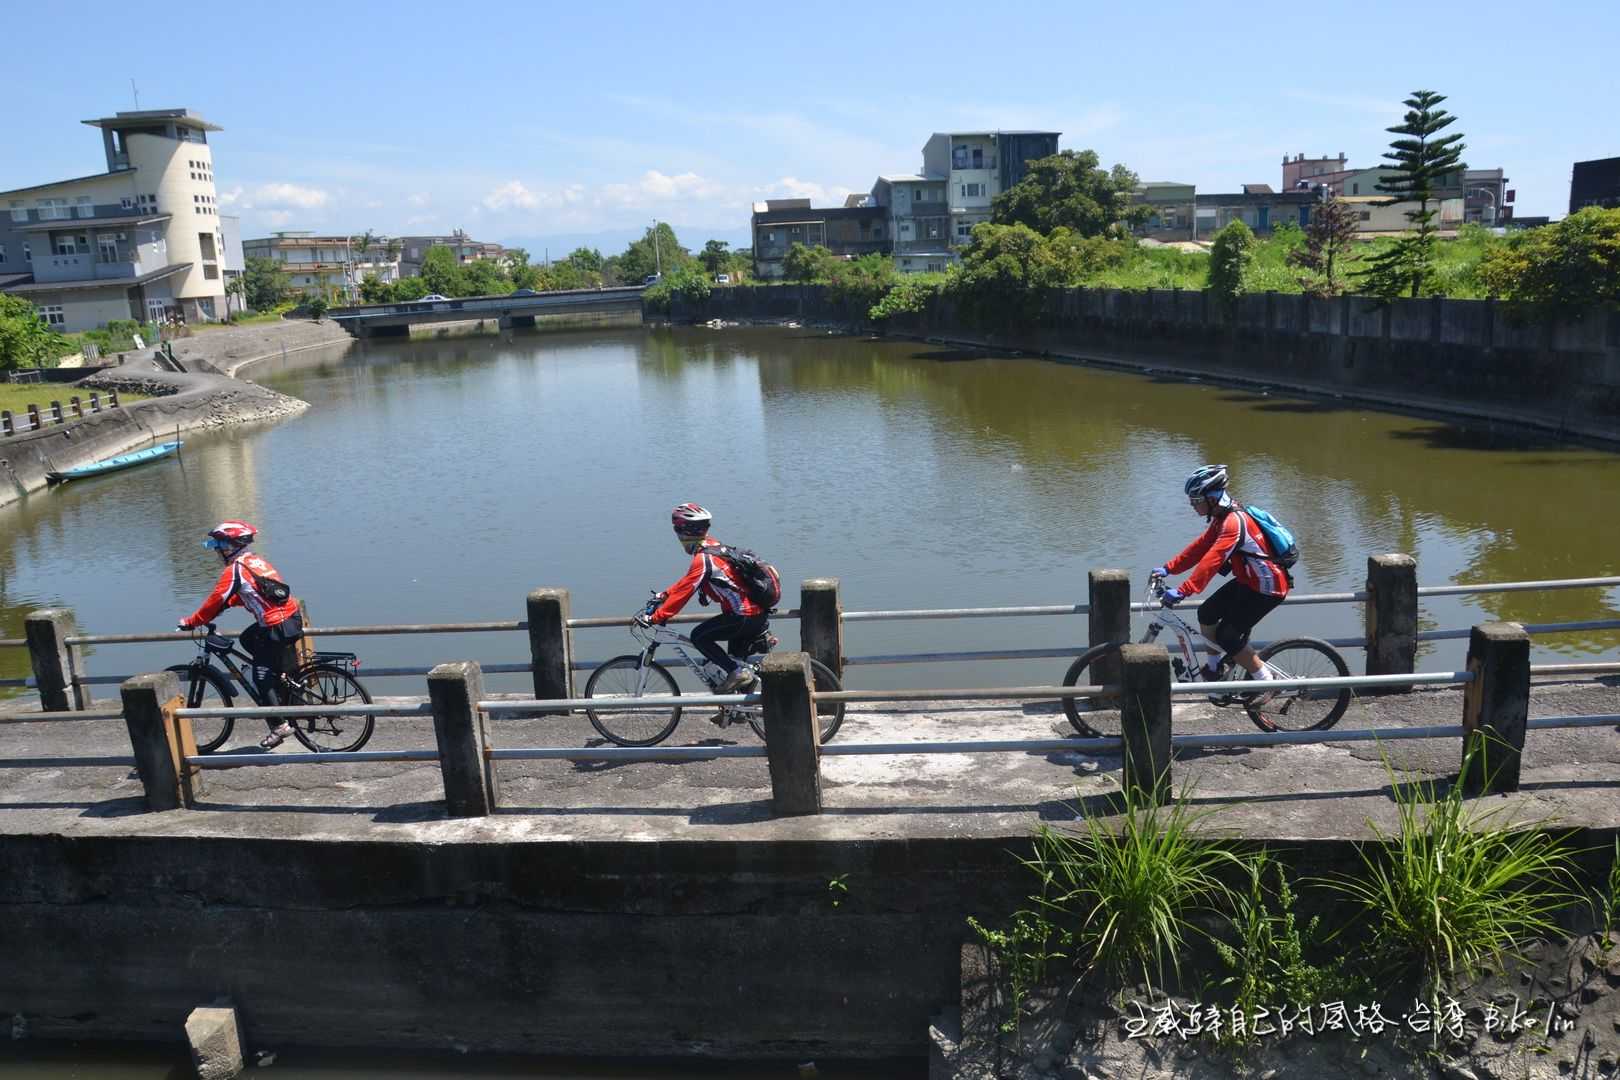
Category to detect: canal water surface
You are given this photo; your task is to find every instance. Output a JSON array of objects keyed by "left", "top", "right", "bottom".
[{"left": 3, "top": 325, "right": 1618, "bottom": 696}]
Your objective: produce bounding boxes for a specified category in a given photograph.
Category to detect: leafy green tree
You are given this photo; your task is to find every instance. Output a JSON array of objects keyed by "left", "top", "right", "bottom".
[
  {"left": 1356, "top": 89, "right": 1467, "bottom": 299},
  {"left": 392, "top": 276, "right": 429, "bottom": 301},
  {"left": 419, "top": 245, "right": 468, "bottom": 296},
  {"left": 0, "top": 295, "right": 69, "bottom": 371},
  {"left": 463, "top": 257, "right": 512, "bottom": 296},
  {"left": 566, "top": 247, "right": 604, "bottom": 273},
  {"left": 642, "top": 267, "right": 711, "bottom": 315},
  {"left": 822, "top": 253, "right": 897, "bottom": 309},
  {"left": 241, "top": 256, "right": 290, "bottom": 311},
  {"left": 701, "top": 239, "right": 731, "bottom": 275},
  {"left": 618, "top": 223, "right": 691, "bottom": 284},
  {"left": 1479, "top": 207, "right": 1620, "bottom": 312},
  {"left": 951, "top": 222, "right": 1080, "bottom": 328},
  {"left": 358, "top": 274, "right": 395, "bottom": 303},
  {"left": 1208, "top": 220, "right": 1255, "bottom": 310},
  {"left": 306, "top": 295, "right": 329, "bottom": 321},
  {"left": 991, "top": 150, "right": 1150, "bottom": 237},
  {"left": 783, "top": 242, "right": 840, "bottom": 283},
  {"left": 1289, "top": 199, "right": 1361, "bottom": 296}
]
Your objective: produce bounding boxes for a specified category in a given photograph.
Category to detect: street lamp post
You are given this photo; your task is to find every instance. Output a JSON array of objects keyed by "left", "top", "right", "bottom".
[
  {"left": 1466, "top": 186, "right": 1498, "bottom": 226},
  {"left": 652, "top": 219, "right": 662, "bottom": 278}
]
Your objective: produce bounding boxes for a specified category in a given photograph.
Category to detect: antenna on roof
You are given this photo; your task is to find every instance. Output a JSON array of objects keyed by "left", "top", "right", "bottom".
[{"left": 130, "top": 78, "right": 140, "bottom": 109}]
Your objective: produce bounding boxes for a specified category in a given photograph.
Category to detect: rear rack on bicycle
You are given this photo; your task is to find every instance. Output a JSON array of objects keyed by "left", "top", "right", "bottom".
[{"left": 311, "top": 651, "right": 360, "bottom": 673}]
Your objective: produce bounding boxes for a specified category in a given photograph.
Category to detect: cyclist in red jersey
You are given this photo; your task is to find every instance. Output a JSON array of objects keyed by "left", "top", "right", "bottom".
[
  {"left": 177, "top": 520, "right": 304, "bottom": 747},
  {"left": 636, "top": 503, "right": 768, "bottom": 693},
  {"left": 1152, "top": 465, "right": 1289, "bottom": 702}
]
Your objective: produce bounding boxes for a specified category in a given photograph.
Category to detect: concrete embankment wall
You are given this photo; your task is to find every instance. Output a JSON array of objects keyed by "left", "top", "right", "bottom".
[
  {"left": 678, "top": 286, "right": 1620, "bottom": 445},
  {"left": 0, "top": 367, "right": 306, "bottom": 509}
]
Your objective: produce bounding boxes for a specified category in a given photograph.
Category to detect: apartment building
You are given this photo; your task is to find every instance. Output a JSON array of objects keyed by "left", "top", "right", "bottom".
[
  {"left": 1569, "top": 157, "right": 1620, "bottom": 213},
  {"left": 0, "top": 108, "right": 229, "bottom": 331},
  {"left": 242, "top": 232, "right": 400, "bottom": 299},
  {"left": 749, "top": 199, "right": 889, "bottom": 280},
  {"left": 1194, "top": 191, "right": 1319, "bottom": 236},
  {"left": 920, "top": 130, "right": 1060, "bottom": 253},
  {"left": 1282, "top": 153, "right": 1354, "bottom": 193},
  {"left": 1463, "top": 168, "right": 1511, "bottom": 224},
  {"left": 870, "top": 175, "right": 951, "bottom": 273},
  {"left": 1133, "top": 181, "right": 1197, "bottom": 242},
  {"left": 396, "top": 231, "right": 504, "bottom": 277}
]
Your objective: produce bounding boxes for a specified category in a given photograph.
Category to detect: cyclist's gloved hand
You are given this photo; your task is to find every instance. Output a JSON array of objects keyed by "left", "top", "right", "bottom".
[
  {"left": 632, "top": 613, "right": 653, "bottom": 629},
  {"left": 1150, "top": 566, "right": 1169, "bottom": 580},
  {"left": 175, "top": 622, "right": 189, "bottom": 632},
  {"left": 1161, "top": 587, "right": 1184, "bottom": 608}
]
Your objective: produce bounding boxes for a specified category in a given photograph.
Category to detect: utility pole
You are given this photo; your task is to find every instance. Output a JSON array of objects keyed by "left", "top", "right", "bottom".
[{"left": 652, "top": 219, "right": 662, "bottom": 277}]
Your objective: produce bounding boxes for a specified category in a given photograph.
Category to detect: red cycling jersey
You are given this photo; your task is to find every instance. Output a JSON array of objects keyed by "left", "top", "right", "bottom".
[
  {"left": 1164, "top": 508, "right": 1290, "bottom": 599},
  {"left": 652, "top": 538, "right": 765, "bottom": 622},
  {"left": 180, "top": 552, "right": 300, "bottom": 629}
]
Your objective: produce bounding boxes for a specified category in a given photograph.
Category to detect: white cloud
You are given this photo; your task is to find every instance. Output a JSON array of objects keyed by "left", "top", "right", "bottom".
[
  {"left": 254, "top": 182, "right": 330, "bottom": 209},
  {"left": 217, "top": 185, "right": 244, "bottom": 207},
  {"left": 407, "top": 192, "right": 431, "bottom": 207},
  {"left": 762, "top": 176, "right": 852, "bottom": 204},
  {"left": 263, "top": 210, "right": 294, "bottom": 228},
  {"left": 483, "top": 180, "right": 541, "bottom": 210}
]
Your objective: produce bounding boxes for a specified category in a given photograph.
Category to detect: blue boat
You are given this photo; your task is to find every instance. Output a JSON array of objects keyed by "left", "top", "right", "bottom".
[{"left": 46, "top": 440, "right": 183, "bottom": 484}]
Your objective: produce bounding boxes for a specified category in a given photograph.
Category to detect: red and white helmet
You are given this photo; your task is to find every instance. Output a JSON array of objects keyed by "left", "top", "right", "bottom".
[
  {"left": 670, "top": 503, "right": 712, "bottom": 538},
  {"left": 204, "top": 520, "right": 257, "bottom": 553}
]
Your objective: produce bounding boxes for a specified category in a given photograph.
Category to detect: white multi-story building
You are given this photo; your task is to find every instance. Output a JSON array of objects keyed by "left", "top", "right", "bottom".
[
  {"left": 0, "top": 108, "right": 229, "bottom": 331},
  {"left": 241, "top": 232, "right": 400, "bottom": 300}
]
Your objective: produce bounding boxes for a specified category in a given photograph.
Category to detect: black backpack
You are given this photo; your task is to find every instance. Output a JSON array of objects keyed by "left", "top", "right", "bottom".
[{"left": 705, "top": 543, "right": 782, "bottom": 609}]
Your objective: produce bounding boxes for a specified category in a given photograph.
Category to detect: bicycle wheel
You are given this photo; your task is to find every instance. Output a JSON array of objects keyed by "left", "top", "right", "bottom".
[
  {"left": 745, "top": 658, "right": 848, "bottom": 744},
  {"left": 584, "top": 656, "right": 682, "bottom": 746},
  {"left": 1060, "top": 643, "right": 1127, "bottom": 739},
  {"left": 1245, "top": 637, "right": 1351, "bottom": 732},
  {"left": 166, "top": 664, "right": 234, "bottom": 753},
  {"left": 285, "top": 665, "right": 375, "bottom": 753}
]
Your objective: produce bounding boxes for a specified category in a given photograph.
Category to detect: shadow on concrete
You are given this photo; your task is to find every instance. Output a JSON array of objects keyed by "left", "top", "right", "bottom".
[
  {"left": 568, "top": 735, "right": 750, "bottom": 775},
  {"left": 491, "top": 804, "right": 706, "bottom": 818},
  {"left": 187, "top": 800, "right": 383, "bottom": 815},
  {"left": 78, "top": 797, "right": 150, "bottom": 818},
  {"left": 373, "top": 801, "right": 448, "bottom": 823}
]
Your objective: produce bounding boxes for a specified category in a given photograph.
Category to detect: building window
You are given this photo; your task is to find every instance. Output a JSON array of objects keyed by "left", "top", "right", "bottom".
[
  {"left": 121, "top": 196, "right": 135, "bottom": 210},
  {"left": 22, "top": 242, "right": 30, "bottom": 263},
  {"left": 1351, "top": 183, "right": 1359, "bottom": 194},
  {"left": 147, "top": 298, "right": 168, "bottom": 321},
  {"left": 53, "top": 235, "right": 78, "bottom": 256},
  {"left": 8, "top": 200, "right": 25, "bottom": 222},
  {"left": 76, "top": 196, "right": 94, "bottom": 217},
  {"left": 959, "top": 183, "right": 983, "bottom": 198},
  {"left": 1359, "top": 211, "right": 1372, "bottom": 221},
  {"left": 99, "top": 236, "right": 119, "bottom": 262},
  {"left": 40, "top": 305, "right": 65, "bottom": 327},
  {"left": 0, "top": 243, "right": 5, "bottom": 263},
  {"left": 38, "top": 198, "right": 70, "bottom": 220},
  {"left": 203, "top": 264, "right": 219, "bottom": 279}
]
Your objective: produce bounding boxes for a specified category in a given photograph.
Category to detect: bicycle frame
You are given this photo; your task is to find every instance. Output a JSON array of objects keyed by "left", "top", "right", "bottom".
[
  {"left": 1140, "top": 580, "right": 1289, "bottom": 683},
  {"left": 188, "top": 634, "right": 274, "bottom": 706},
  {"left": 629, "top": 622, "right": 764, "bottom": 700}
]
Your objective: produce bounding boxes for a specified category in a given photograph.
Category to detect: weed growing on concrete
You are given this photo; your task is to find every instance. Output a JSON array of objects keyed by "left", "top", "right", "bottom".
[
  {"left": 1027, "top": 782, "right": 1237, "bottom": 1000},
  {"left": 967, "top": 911, "right": 1065, "bottom": 1033},
  {"left": 826, "top": 874, "right": 849, "bottom": 908},
  {"left": 1210, "top": 851, "right": 1365, "bottom": 1044},
  {"left": 1318, "top": 748, "right": 1582, "bottom": 999},
  {"left": 1597, "top": 837, "right": 1620, "bottom": 952}
]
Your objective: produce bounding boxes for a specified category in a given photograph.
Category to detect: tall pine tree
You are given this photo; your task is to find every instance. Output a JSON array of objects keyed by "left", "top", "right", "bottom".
[{"left": 1356, "top": 90, "right": 1466, "bottom": 299}]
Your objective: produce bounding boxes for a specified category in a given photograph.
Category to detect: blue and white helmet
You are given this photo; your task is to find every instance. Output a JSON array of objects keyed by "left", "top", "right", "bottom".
[{"left": 1184, "top": 465, "right": 1231, "bottom": 507}]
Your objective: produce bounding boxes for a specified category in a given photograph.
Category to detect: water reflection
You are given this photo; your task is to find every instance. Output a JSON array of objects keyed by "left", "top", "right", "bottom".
[{"left": 2, "top": 325, "right": 1615, "bottom": 699}]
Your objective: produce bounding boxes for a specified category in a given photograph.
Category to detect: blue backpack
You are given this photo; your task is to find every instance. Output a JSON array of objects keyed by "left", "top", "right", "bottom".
[{"left": 1239, "top": 505, "right": 1300, "bottom": 570}]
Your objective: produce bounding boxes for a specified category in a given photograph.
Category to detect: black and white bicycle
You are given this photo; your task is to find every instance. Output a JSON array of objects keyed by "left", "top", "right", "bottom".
[
  {"left": 582, "top": 592, "right": 846, "bottom": 747},
  {"left": 1060, "top": 574, "right": 1351, "bottom": 738}
]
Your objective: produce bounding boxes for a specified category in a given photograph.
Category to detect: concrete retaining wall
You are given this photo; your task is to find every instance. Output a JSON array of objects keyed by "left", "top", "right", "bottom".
[
  {"left": 676, "top": 286, "right": 1620, "bottom": 445},
  {"left": 0, "top": 366, "right": 307, "bottom": 509}
]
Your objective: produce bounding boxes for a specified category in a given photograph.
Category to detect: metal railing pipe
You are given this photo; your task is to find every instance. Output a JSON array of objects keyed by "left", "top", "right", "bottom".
[
  {"left": 843, "top": 604, "right": 1088, "bottom": 622},
  {"left": 0, "top": 709, "right": 125, "bottom": 724},
  {"left": 1527, "top": 714, "right": 1620, "bottom": 730},
  {"left": 1169, "top": 723, "right": 1465, "bottom": 749},
  {"left": 1172, "top": 671, "right": 1474, "bottom": 695},
  {"left": 188, "top": 749, "right": 441, "bottom": 767},
  {"left": 1417, "top": 576, "right": 1620, "bottom": 597},
  {"left": 487, "top": 745, "right": 767, "bottom": 762},
  {"left": 813, "top": 685, "right": 1107, "bottom": 704},
  {"left": 568, "top": 610, "right": 801, "bottom": 629},
  {"left": 480, "top": 692, "right": 755, "bottom": 713},
  {"left": 174, "top": 702, "right": 432, "bottom": 719},
  {"left": 822, "top": 737, "right": 1119, "bottom": 756},
  {"left": 0, "top": 755, "right": 136, "bottom": 768},
  {"left": 1532, "top": 662, "right": 1620, "bottom": 676}
]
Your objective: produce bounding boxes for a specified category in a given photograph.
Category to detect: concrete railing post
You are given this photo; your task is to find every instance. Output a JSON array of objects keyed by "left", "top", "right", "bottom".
[
  {"left": 526, "top": 587, "right": 572, "bottom": 708},
  {"left": 1364, "top": 553, "right": 1418, "bottom": 682},
  {"left": 109, "top": 389, "right": 120, "bottom": 407},
  {"left": 49, "top": 400, "right": 63, "bottom": 424},
  {"left": 69, "top": 395, "right": 83, "bottom": 418},
  {"left": 427, "top": 661, "right": 498, "bottom": 816},
  {"left": 26, "top": 404, "right": 41, "bottom": 430},
  {"left": 1118, "top": 644, "right": 1172, "bottom": 806},
  {"left": 89, "top": 392, "right": 101, "bottom": 412},
  {"left": 799, "top": 578, "right": 843, "bottom": 677},
  {"left": 1089, "top": 568, "right": 1132, "bottom": 689},
  {"left": 1460, "top": 622, "right": 1530, "bottom": 796},
  {"left": 1, "top": 409, "right": 11, "bottom": 436},
  {"left": 25, "top": 609, "right": 84, "bottom": 712},
  {"left": 759, "top": 651, "right": 821, "bottom": 816},
  {"left": 121, "top": 671, "right": 201, "bottom": 810}
]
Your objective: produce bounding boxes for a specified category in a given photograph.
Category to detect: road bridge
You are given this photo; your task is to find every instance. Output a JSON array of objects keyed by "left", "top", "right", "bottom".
[{"left": 328, "top": 285, "right": 646, "bottom": 337}]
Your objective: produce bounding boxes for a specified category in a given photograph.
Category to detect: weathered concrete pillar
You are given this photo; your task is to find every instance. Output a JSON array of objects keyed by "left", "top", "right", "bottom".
[
  {"left": 1460, "top": 622, "right": 1530, "bottom": 796},
  {"left": 526, "top": 588, "right": 572, "bottom": 707},
  {"left": 109, "top": 388, "right": 120, "bottom": 407},
  {"left": 69, "top": 395, "right": 82, "bottom": 418},
  {"left": 26, "top": 609, "right": 82, "bottom": 712},
  {"left": 1088, "top": 568, "right": 1132, "bottom": 688},
  {"left": 185, "top": 1005, "right": 243, "bottom": 1080},
  {"left": 427, "top": 661, "right": 498, "bottom": 816},
  {"left": 1, "top": 409, "right": 11, "bottom": 435},
  {"left": 1118, "top": 644, "right": 1172, "bottom": 805},
  {"left": 799, "top": 578, "right": 843, "bottom": 676},
  {"left": 89, "top": 392, "right": 101, "bottom": 412},
  {"left": 49, "top": 400, "right": 63, "bottom": 424},
  {"left": 121, "top": 671, "right": 201, "bottom": 811},
  {"left": 760, "top": 651, "right": 821, "bottom": 816},
  {"left": 26, "top": 404, "right": 41, "bottom": 429},
  {"left": 1364, "top": 553, "right": 1418, "bottom": 682}
]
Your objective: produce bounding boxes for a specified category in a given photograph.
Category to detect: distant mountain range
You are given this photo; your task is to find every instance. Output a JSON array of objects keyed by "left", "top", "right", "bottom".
[{"left": 498, "top": 224, "right": 753, "bottom": 261}]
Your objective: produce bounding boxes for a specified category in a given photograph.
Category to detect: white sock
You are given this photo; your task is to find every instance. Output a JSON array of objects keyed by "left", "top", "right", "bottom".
[{"left": 1254, "top": 666, "right": 1274, "bottom": 680}]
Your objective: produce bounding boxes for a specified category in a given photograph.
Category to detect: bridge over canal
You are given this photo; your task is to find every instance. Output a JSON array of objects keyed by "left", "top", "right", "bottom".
[{"left": 328, "top": 284, "right": 646, "bottom": 337}]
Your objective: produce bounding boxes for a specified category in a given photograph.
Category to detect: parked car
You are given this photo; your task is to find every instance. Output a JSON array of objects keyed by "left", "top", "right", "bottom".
[
  {"left": 418, "top": 293, "right": 448, "bottom": 302},
  {"left": 643, "top": 274, "right": 661, "bottom": 286},
  {"left": 715, "top": 274, "right": 731, "bottom": 285},
  {"left": 511, "top": 289, "right": 540, "bottom": 297}
]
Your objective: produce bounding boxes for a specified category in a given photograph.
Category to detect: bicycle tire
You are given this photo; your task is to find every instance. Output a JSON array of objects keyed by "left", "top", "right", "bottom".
[
  {"left": 166, "top": 663, "right": 234, "bottom": 753},
  {"left": 584, "top": 655, "right": 682, "bottom": 746},
  {"left": 1245, "top": 637, "right": 1351, "bottom": 732},
  {"left": 286, "top": 664, "right": 375, "bottom": 753},
  {"left": 745, "top": 658, "right": 848, "bottom": 744},
  {"left": 1060, "top": 643, "right": 1128, "bottom": 738}
]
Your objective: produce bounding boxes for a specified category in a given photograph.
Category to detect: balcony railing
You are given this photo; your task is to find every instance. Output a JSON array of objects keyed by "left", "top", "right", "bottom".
[
  {"left": 902, "top": 202, "right": 949, "bottom": 217},
  {"left": 39, "top": 208, "right": 74, "bottom": 221}
]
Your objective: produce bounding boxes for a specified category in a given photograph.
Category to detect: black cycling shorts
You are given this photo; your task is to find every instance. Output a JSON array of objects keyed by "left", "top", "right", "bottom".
[{"left": 1197, "top": 579, "right": 1283, "bottom": 656}]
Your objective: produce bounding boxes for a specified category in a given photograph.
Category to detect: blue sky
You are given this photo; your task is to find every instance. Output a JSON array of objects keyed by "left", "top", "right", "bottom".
[{"left": 8, "top": 0, "right": 1615, "bottom": 254}]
